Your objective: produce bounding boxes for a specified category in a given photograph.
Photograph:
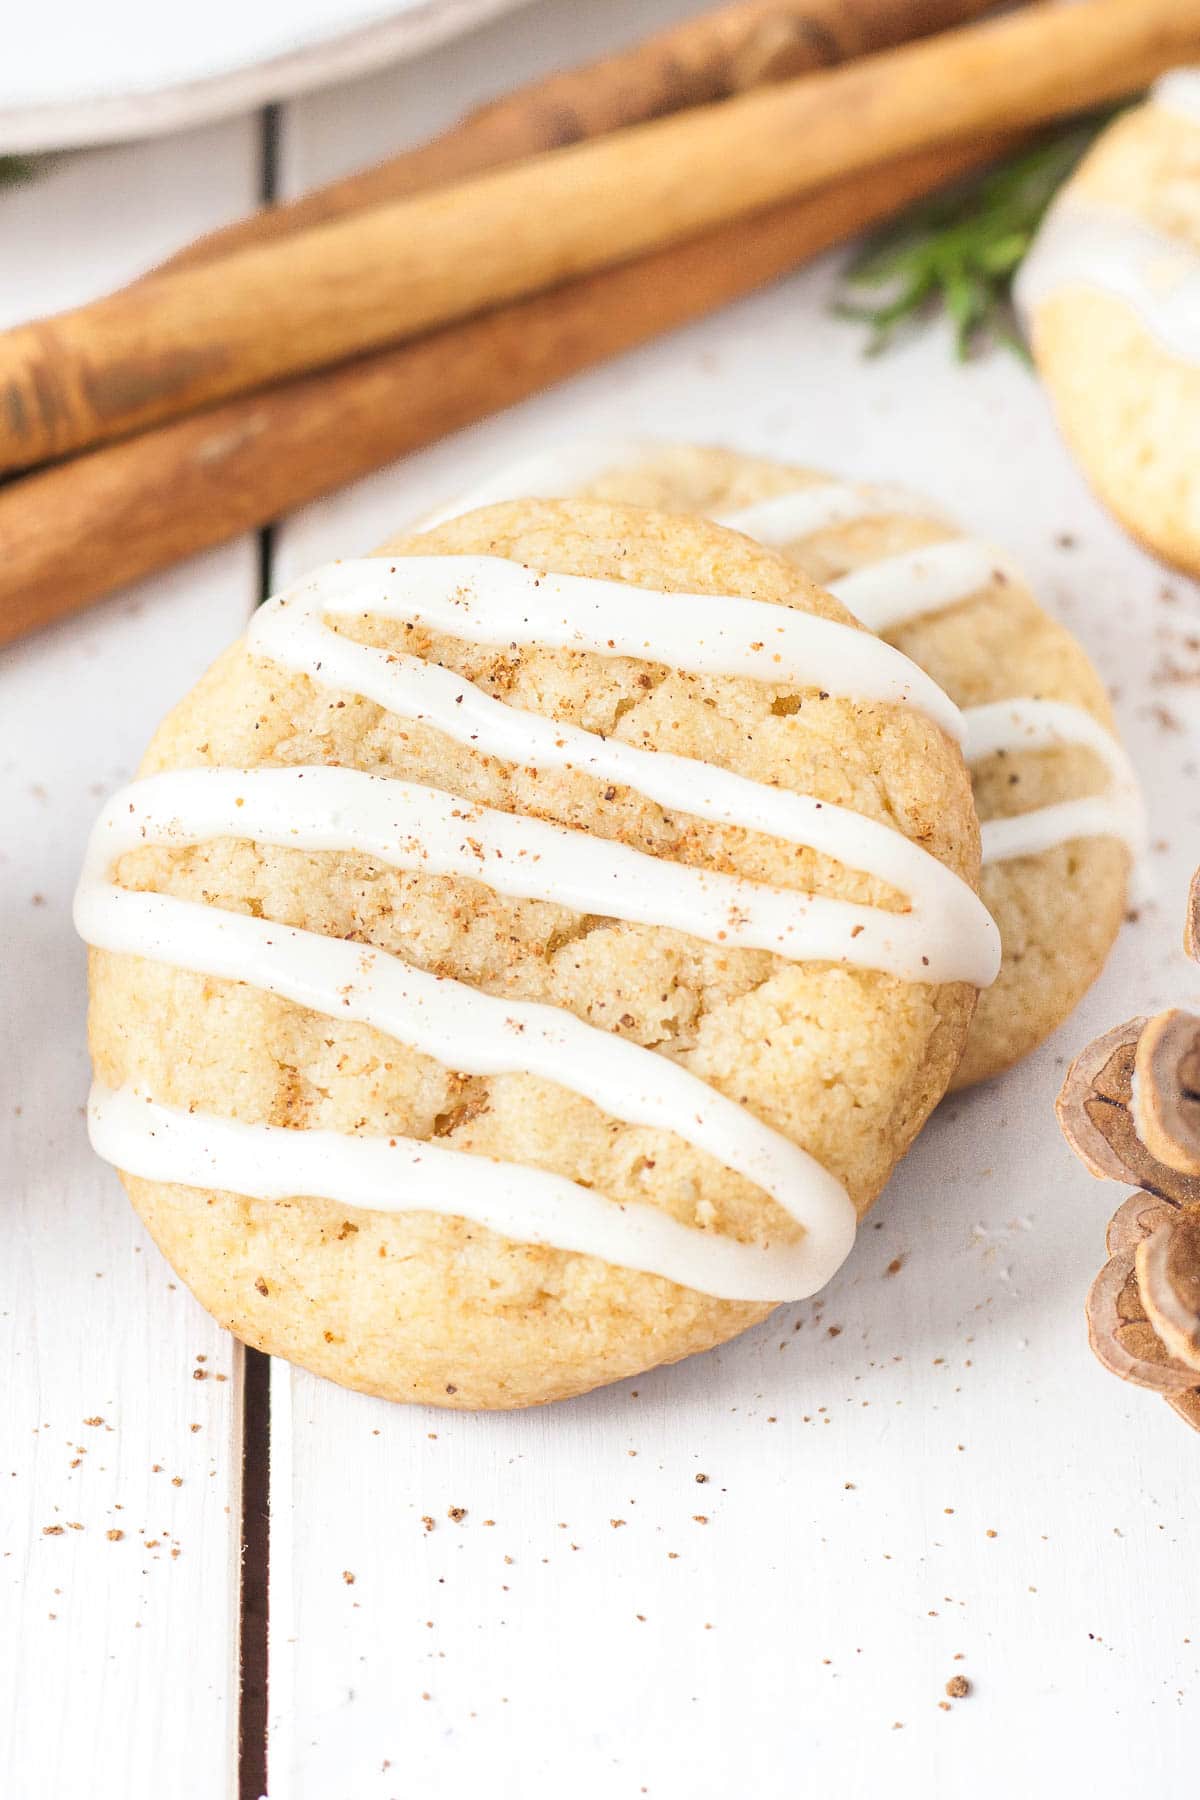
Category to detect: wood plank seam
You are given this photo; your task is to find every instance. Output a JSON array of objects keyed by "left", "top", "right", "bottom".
[{"left": 237, "top": 104, "right": 281, "bottom": 1800}]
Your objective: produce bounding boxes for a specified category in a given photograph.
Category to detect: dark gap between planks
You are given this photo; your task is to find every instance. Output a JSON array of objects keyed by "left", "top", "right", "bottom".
[
  {"left": 238, "top": 104, "right": 280, "bottom": 1800},
  {"left": 239, "top": 1349, "right": 271, "bottom": 1800}
]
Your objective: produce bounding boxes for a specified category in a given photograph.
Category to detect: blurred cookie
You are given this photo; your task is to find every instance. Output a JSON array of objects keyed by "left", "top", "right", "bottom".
[{"left": 1016, "top": 69, "right": 1200, "bottom": 577}]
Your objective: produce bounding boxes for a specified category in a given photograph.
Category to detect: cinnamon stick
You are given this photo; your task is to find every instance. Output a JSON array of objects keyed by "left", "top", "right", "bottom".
[
  {"left": 2, "top": 0, "right": 1192, "bottom": 475},
  {"left": 157, "top": 0, "right": 1008, "bottom": 274},
  {"left": 0, "top": 139, "right": 1007, "bottom": 647}
]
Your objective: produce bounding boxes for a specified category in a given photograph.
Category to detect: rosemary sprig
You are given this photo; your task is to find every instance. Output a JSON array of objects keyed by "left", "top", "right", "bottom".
[{"left": 834, "top": 116, "right": 1118, "bottom": 360}]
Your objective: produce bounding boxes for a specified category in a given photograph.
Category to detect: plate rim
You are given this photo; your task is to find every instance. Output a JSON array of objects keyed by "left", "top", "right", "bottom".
[{"left": 0, "top": 0, "right": 533, "bottom": 153}]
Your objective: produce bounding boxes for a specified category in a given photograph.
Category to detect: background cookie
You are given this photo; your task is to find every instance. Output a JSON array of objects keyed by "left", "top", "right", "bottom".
[
  {"left": 78, "top": 500, "right": 995, "bottom": 1408},
  {"left": 429, "top": 445, "right": 1140, "bottom": 1087},
  {"left": 1016, "top": 69, "right": 1200, "bottom": 577}
]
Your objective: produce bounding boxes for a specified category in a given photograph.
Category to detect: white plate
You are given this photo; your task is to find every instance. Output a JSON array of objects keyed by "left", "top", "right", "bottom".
[{"left": 2, "top": 0, "right": 532, "bottom": 152}]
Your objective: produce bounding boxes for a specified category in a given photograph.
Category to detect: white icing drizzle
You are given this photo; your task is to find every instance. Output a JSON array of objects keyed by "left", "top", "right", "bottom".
[
  {"left": 88, "top": 1086, "right": 852, "bottom": 1303},
  {"left": 1013, "top": 70, "right": 1200, "bottom": 362},
  {"left": 79, "top": 549, "right": 1009, "bottom": 1302},
  {"left": 1014, "top": 200, "right": 1200, "bottom": 366},
  {"left": 418, "top": 438, "right": 653, "bottom": 527},
  {"left": 1152, "top": 67, "right": 1200, "bottom": 126},
  {"left": 712, "top": 483, "right": 935, "bottom": 546},
  {"left": 824, "top": 557, "right": 1145, "bottom": 866},
  {"left": 250, "top": 555, "right": 963, "bottom": 739},
  {"left": 418, "top": 442, "right": 1142, "bottom": 873},
  {"left": 77, "top": 765, "right": 994, "bottom": 984},
  {"left": 965, "top": 699, "right": 1144, "bottom": 865},
  {"left": 826, "top": 540, "right": 1020, "bottom": 634},
  {"left": 75, "top": 874, "right": 856, "bottom": 1301}
]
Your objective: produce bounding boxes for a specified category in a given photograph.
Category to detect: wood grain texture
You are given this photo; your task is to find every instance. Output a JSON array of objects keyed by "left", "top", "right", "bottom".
[
  {"left": 2, "top": 0, "right": 1195, "bottom": 473},
  {"left": 0, "top": 121, "right": 262, "bottom": 1800},
  {"left": 265, "top": 8, "right": 1200, "bottom": 1796}
]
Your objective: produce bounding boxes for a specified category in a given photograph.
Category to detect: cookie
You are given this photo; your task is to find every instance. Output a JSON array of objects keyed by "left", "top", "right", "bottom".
[
  {"left": 1015, "top": 69, "right": 1200, "bottom": 578},
  {"left": 427, "top": 444, "right": 1141, "bottom": 1087},
  {"left": 76, "top": 500, "right": 997, "bottom": 1408}
]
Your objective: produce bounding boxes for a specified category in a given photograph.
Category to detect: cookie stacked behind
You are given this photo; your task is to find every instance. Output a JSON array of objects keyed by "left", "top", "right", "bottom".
[
  {"left": 78, "top": 500, "right": 997, "bottom": 1406},
  {"left": 432, "top": 443, "right": 1139, "bottom": 1087}
]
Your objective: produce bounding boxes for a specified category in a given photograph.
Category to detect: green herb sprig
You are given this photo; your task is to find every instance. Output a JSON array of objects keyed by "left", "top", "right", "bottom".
[
  {"left": 0, "top": 156, "right": 34, "bottom": 187},
  {"left": 834, "top": 116, "right": 1118, "bottom": 361}
]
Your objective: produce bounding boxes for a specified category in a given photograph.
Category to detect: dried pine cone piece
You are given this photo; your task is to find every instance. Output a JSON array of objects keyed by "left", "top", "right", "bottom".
[
  {"left": 1135, "top": 1011, "right": 1200, "bottom": 1179},
  {"left": 1138, "top": 1210, "right": 1200, "bottom": 1371},
  {"left": 1057, "top": 870, "right": 1200, "bottom": 1431},
  {"left": 1057, "top": 1018, "right": 1200, "bottom": 1208},
  {"left": 1084, "top": 1199, "right": 1200, "bottom": 1394}
]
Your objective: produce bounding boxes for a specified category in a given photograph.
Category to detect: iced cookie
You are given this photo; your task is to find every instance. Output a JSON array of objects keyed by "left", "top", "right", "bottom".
[
  {"left": 1015, "top": 69, "right": 1200, "bottom": 578},
  {"left": 427, "top": 444, "right": 1141, "bottom": 1087},
  {"left": 77, "top": 501, "right": 997, "bottom": 1408}
]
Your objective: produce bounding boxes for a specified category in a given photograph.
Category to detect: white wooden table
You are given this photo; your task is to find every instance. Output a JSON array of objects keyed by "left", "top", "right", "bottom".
[{"left": 3, "top": 6, "right": 1198, "bottom": 1795}]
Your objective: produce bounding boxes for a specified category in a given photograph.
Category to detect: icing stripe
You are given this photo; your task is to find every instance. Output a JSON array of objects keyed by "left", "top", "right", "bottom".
[
  {"left": 713, "top": 484, "right": 935, "bottom": 546},
  {"left": 1152, "top": 67, "right": 1200, "bottom": 126},
  {"left": 418, "top": 438, "right": 653, "bottom": 527},
  {"left": 964, "top": 698, "right": 1144, "bottom": 865},
  {"left": 1014, "top": 200, "right": 1200, "bottom": 365},
  {"left": 981, "top": 795, "right": 1138, "bottom": 866},
  {"left": 413, "top": 446, "right": 1144, "bottom": 874},
  {"left": 76, "top": 887, "right": 856, "bottom": 1299},
  {"left": 248, "top": 568, "right": 978, "bottom": 878},
  {"left": 74, "top": 887, "right": 838, "bottom": 1219},
  {"left": 253, "top": 556, "right": 963, "bottom": 738},
  {"left": 965, "top": 696, "right": 1136, "bottom": 775},
  {"left": 90, "top": 1086, "right": 851, "bottom": 1303},
  {"left": 803, "top": 563, "right": 1143, "bottom": 867},
  {"left": 78, "top": 765, "right": 992, "bottom": 981},
  {"left": 412, "top": 445, "right": 1143, "bottom": 872},
  {"left": 827, "top": 540, "right": 1020, "bottom": 634},
  {"left": 244, "top": 572, "right": 996, "bottom": 981},
  {"left": 1016, "top": 75, "right": 1200, "bottom": 361}
]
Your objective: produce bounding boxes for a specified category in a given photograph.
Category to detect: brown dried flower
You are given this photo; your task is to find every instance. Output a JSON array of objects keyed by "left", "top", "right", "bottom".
[
  {"left": 1057, "top": 871, "right": 1200, "bottom": 1431},
  {"left": 1134, "top": 1011, "right": 1200, "bottom": 1180}
]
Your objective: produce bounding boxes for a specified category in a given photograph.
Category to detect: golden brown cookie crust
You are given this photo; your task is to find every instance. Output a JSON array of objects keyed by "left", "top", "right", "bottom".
[
  {"left": 546, "top": 444, "right": 1131, "bottom": 1088},
  {"left": 89, "top": 500, "right": 980, "bottom": 1408}
]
